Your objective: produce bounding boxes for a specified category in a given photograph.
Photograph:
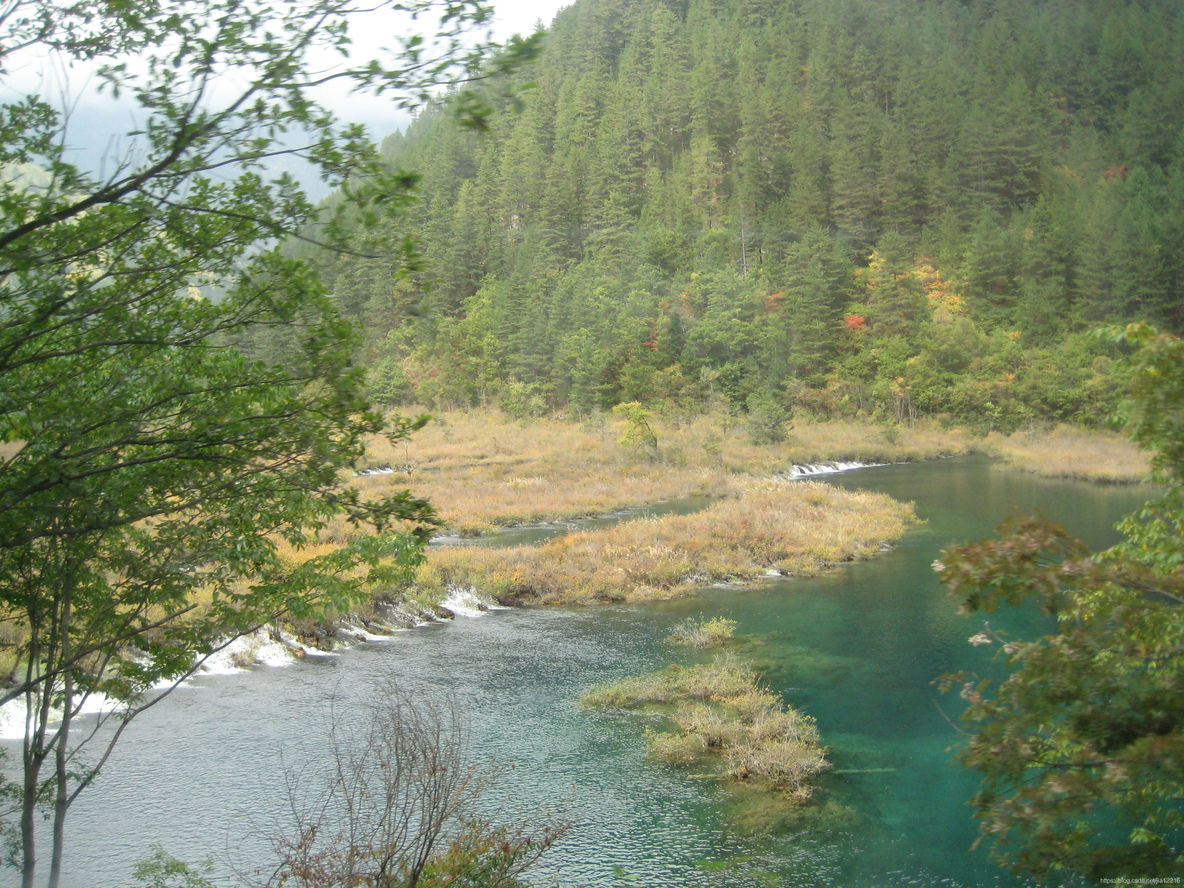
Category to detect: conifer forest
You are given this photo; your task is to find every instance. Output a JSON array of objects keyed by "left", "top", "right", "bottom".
[{"left": 306, "top": 0, "right": 1184, "bottom": 432}]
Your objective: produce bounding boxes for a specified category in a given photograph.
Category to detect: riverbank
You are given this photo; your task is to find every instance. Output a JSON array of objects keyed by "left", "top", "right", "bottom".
[
  {"left": 0, "top": 412, "right": 1149, "bottom": 671},
  {"left": 353, "top": 411, "right": 1148, "bottom": 539},
  {"left": 414, "top": 478, "right": 916, "bottom": 605},
  {"left": 353, "top": 410, "right": 970, "bottom": 536},
  {"left": 172, "top": 467, "right": 917, "bottom": 660},
  {"left": 982, "top": 423, "right": 1149, "bottom": 482},
  {"left": 283, "top": 410, "right": 1146, "bottom": 624}
]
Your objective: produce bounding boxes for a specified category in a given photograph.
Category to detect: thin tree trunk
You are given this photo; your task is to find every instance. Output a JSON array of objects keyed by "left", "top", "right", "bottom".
[
  {"left": 48, "top": 582, "right": 73, "bottom": 888},
  {"left": 20, "top": 737, "right": 37, "bottom": 888},
  {"left": 19, "top": 594, "right": 46, "bottom": 888},
  {"left": 21, "top": 592, "right": 53, "bottom": 888}
]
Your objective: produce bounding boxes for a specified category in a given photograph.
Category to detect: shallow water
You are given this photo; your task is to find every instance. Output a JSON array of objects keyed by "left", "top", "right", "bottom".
[
  {"left": 430, "top": 494, "right": 716, "bottom": 548},
  {"left": 6, "top": 456, "right": 1149, "bottom": 887}
]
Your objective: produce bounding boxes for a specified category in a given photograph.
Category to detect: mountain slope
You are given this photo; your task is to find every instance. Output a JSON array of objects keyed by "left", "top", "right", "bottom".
[{"left": 331, "top": 0, "right": 1184, "bottom": 429}]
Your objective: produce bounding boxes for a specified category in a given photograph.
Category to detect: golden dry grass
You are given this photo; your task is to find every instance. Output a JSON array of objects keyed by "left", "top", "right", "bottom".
[
  {"left": 984, "top": 424, "right": 1150, "bottom": 483},
  {"left": 357, "top": 409, "right": 965, "bottom": 535},
  {"left": 18, "top": 410, "right": 1134, "bottom": 658},
  {"left": 414, "top": 478, "right": 916, "bottom": 605},
  {"left": 581, "top": 654, "right": 829, "bottom": 798}
]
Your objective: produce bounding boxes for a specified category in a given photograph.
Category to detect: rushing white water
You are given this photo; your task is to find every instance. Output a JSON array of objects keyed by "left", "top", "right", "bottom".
[
  {"left": 0, "top": 628, "right": 326, "bottom": 742},
  {"left": 787, "top": 461, "right": 878, "bottom": 478},
  {"left": 196, "top": 627, "right": 319, "bottom": 674},
  {"left": 439, "top": 585, "right": 501, "bottom": 618},
  {"left": 0, "top": 690, "right": 122, "bottom": 742},
  {"left": 0, "top": 702, "right": 25, "bottom": 741}
]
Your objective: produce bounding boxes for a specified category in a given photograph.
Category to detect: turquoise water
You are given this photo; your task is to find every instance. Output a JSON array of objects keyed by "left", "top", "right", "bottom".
[
  {"left": 655, "top": 457, "right": 1149, "bottom": 886},
  {"left": 14, "top": 457, "right": 1149, "bottom": 887}
]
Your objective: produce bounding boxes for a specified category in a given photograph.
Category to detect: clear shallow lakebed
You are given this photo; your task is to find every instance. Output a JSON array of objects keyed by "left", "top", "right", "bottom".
[{"left": 15, "top": 456, "right": 1149, "bottom": 887}]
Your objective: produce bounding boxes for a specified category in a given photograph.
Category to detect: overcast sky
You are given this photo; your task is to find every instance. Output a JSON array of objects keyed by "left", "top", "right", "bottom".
[
  {"left": 330, "top": 0, "right": 572, "bottom": 136},
  {"left": 2, "top": 0, "right": 572, "bottom": 179},
  {"left": 491, "top": 0, "right": 570, "bottom": 41}
]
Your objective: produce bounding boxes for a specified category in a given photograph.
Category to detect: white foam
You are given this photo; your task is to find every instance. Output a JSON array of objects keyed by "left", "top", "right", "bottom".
[
  {"left": 74, "top": 692, "right": 119, "bottom": 718},
  {"left": 196, "top": 627, "right": 296, "bottom": 674},
  {"left": 0, "top": 604, "right": 503, "bottom": 744},
  {"left": 788, "top": 461, "right": 878, "bottom": 478},
  {"left": 337, "top": 621, "right": 407, "bottom": 642},
  {"left": 0, "top": 699, "right": 28, "bottom": 740},
  {"left": 0, "top": 690, "right": 123, "bottom": 742},
  {"left": 0, "top": 629, "right": 320, "bottom": 742},
  {"left": 439, "top": 586, "right": 499, "bottom": 618}
]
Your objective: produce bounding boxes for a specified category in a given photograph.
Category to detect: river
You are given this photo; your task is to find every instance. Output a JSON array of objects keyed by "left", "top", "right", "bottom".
[{"left": 8, "top": 456, "right": 1149, "bottom": 887}]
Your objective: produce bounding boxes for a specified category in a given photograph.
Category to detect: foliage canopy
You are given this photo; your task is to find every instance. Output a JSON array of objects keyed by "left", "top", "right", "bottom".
[
  {"left": 938, "top": 325, "right": 1184, "bottom": 880},
  {"left": 0, "top": 0, "right": 536, "bottom": 884}
]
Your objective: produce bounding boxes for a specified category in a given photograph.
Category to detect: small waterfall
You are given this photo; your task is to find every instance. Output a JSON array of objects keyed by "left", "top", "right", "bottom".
[
  {"left": 0, "top": 631, "right": 309, "bottom": 740},
  {"left": 0, "top": 688, "right": 123, "bottom": 741},
  {"left": 196, "top": 627, "right": 319, "bottom": 674},
  {"left": 439, "top": 586, "right": 501, "bottom": 618},
  {"left": 785, "top": 461, "right": 878, "bottom": 478},
  {"left": 357, "top": 465, "right": 397, "bottom": 476}
]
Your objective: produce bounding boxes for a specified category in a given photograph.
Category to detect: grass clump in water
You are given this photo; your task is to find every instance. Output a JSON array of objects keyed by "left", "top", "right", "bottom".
[
  {"left": 580, "top": 653, "right": 828, "bottom": 800},
  {"left": 669, "top": 616, "right": 737, "bottom": 648},
  {"left": 578, "top": 656, "right": 754, "bottom": 708},
  {"left": 643, "top": 728, "right": 705, "bottom": 763},
  {"left": 724, "top": 789, "right": 864, "bottom": 838}
]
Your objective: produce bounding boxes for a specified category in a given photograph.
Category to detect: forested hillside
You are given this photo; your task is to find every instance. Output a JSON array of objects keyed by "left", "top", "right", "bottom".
[{"left": 318, "top": 0, "right": 1184, "bottom": 432}]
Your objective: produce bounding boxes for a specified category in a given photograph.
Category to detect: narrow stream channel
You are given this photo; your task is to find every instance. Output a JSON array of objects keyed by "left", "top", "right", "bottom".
[{"left": 5, "top": 456, "right": 1149, "bottom": 887}]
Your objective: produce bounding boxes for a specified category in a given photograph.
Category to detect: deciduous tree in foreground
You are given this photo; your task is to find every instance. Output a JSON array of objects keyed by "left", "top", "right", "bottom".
[
  {"left": 255, "top": 685, "right": 567, "bottom": 888},
  {"left": 938, "top": 324, "right": 1184, "bottom": 880},
  {"left": 0, "top": 2, "right": 535, "bottom": 885}
]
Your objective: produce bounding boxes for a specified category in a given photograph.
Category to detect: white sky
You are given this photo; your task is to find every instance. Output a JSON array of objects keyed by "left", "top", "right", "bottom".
[
  {"left": 489, "top": 0, "right": 570, "bottom": 41},
  {"left": 1, "top": 0, "right": 572, "bottom": 177},
  {"left": 330, "top": 0, "right": 572, "bottom": 135}
]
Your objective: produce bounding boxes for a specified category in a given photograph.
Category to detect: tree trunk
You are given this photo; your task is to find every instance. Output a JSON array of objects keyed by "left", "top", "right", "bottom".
[
  {"left": 20, "top": 744, "right": 37, "bottom": 888},
  {"left": 20, "top": 597, "right": 47, "bottom": 888},
  {"left": 21, "top": 685, "right": 52, "bottom": 888},
  {"left": 48, "top": 585, "right": 72, "bottom": 888}
]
